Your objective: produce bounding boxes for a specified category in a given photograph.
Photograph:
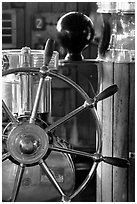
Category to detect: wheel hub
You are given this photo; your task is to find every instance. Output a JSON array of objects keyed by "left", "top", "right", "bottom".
[
  {"left": 19, "top": 135, "right": 40, "bottom": 154},
  {"left": 7, "top": 123, "right": 49, "bottom": 164}
]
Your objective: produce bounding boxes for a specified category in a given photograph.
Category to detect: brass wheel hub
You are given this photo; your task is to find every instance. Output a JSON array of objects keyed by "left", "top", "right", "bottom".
[{"left": 7, "top": 123, "right": 49, "bottom": 164}]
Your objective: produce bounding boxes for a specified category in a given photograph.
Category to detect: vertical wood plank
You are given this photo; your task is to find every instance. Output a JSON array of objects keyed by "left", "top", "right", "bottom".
[
  {"left": 128, "top": 64, "right": 135, "bottom": 153},
  {"left": 97, "top": 62, "right": 113, "bottom": 201},
  {"left": 97, "top": 62, "right": 134, "bottom": 201},
  {"left": 96, "top": 62, "right": 103, "bottom": 202},
  {"left": 102, "top": 62, "right": 113, "bottom": 202},
  {"left": 128, "top": 63, "right": 135, "bottom": 201},
  {"left": 113, "top": 63, "right": 129, "bottom": 201},
  {"left": 102, "top": 63, "right": 113, "bottom": 202}
]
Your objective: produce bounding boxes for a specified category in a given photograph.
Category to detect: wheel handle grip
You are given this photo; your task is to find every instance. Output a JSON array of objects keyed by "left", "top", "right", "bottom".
[
  {"left": 102, "top": 156, "right": 130, "bottom": 168},
  {"left": 96, "top": 84, "right": 118, "bottom": 102},
  {"left": 43, "top": 38, "right": 55, "bottom": 66}
]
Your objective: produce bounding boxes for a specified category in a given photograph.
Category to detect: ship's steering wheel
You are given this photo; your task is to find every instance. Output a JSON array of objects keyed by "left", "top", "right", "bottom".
[{"left": 2, "top": 40, "right": 129, "bottom": 202}]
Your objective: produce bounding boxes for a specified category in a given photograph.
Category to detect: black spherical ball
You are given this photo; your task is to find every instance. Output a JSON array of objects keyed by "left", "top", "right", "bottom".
[{"left": 56, "top": 12, "right": 94, "bottom": 60}]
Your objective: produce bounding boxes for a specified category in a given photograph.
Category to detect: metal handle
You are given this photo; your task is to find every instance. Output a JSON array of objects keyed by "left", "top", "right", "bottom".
[
  {"left": 43, "top": 38, "right": 55, "bottom": 66},
  {"left": 102, "top": 156, "right": 130, "bottom": 168},
  {"left": 29, "top": 39, "right": 55, "bottom": 123},
  {"left": 96, "top": 84, "right": 118, "bottom": 102}
]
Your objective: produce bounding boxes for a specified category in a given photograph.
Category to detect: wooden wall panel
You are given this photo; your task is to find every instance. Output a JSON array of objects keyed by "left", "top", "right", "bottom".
[
  {"left": 97, "top": 62, "right": 113, "bottom": 201},
  {"left": 128, "top": 63, "right": 135, "bottom": 201},
  {"left": 128, "top": 64, "right": 135, "bottom": 201},
  {"left": 96, "top": 63, "right": 103, "bottom": 202},
  {"left": 101, "top": 62, "right": 113, "bottom": 202},
  {"left": 113, "top": 63, "right": 129, "bottom": 201},
  {"left": 128, "top": 64, "right": 135, "bottom": 154},
  {"left": 97, "top": 62, "right": 135, "bottom": 202}
]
